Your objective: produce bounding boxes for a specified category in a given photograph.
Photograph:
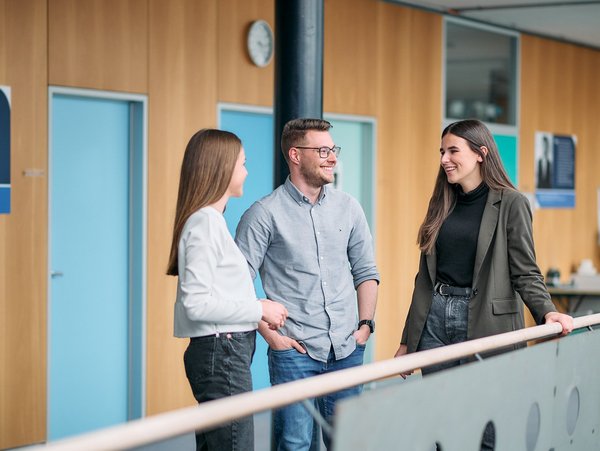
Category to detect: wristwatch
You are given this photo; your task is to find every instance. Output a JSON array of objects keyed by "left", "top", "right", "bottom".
[{"left": 358, "top": 319, "right": 375, "bottom": 334}]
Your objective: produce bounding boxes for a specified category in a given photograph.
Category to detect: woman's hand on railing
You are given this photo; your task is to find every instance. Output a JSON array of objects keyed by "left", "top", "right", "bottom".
[
  {"left": 393, "top": 344, "right": 413, "bottom": 379},
  {"left": 544, "top": 311, "right": 574, "bottom": 336},
  {"left": 260, "top": 299, "right": 288, "bottom": 330}
]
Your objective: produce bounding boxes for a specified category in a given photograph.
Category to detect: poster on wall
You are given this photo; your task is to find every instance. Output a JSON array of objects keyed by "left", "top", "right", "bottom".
[
  {"left": 0, "top": 86, "right": 10, "bottom": 214},
  {"left": 534, "top": 131, "right": 576, "bottom": 209}
]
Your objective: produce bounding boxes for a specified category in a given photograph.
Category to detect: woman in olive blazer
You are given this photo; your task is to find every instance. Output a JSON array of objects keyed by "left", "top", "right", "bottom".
[{"left": 395, "top": 120, "right": 572, "bottom": 370}]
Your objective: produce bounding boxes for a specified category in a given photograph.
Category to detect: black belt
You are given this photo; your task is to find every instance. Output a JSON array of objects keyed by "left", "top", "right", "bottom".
[
  {"left": 190, "top": 330, "right": 254, "bottom": 341},
  {"left": 434, "top": 282, "right": 472, "bottom": 297}
]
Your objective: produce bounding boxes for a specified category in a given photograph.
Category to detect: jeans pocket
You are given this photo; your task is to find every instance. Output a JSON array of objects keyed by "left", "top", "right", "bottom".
[
  {"left": 183, "top": 339, "right": 217, "bottom": 399},
  {"left": 269, "top": 347, "right": 296, "bottom": 353},
  {"left": 226, "top": 331, "right": 256, "bottom": 368}
]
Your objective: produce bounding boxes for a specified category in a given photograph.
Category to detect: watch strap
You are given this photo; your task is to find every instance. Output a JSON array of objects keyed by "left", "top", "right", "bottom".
[{"left": 358, "top": 319, "right": 375, "bottom": 333}]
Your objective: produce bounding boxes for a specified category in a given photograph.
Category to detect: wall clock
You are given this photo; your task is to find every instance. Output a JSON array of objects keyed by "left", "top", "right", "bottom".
[{"left": 247, "top": 20, "right": 274, "bottom": 67}]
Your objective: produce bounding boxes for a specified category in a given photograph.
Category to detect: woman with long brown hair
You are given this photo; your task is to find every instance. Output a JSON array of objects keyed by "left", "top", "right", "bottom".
[
  {"left": 167, "top": 129, "right": 287, "bottom": 451},
  {"left": 395, "top": 119, "right": 572, "bottom": 372}
]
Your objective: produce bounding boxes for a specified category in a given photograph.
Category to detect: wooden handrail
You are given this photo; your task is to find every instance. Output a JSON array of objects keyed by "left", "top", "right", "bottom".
[{"left": 31, "top": 313, "right": 600, "bottom": 451}]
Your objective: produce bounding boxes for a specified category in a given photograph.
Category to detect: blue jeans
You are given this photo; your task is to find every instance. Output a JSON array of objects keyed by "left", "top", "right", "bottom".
[
  {"left": 417, "top": 291, "right": 469, "bottom": 375},
  {"left": 184, "top": 330, "right": 256, "bottom": 451},
  {"left": 268, "top": 344, "right": 366, "bottom": 451}
]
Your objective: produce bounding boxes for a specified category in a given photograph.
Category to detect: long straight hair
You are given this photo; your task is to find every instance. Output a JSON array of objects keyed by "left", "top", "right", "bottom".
[
  {"left": 417, "top": 119, "right": 516, "bottom": 254},
  {"left": 166, "top": 129, "right": 242, "bottom": 276}
]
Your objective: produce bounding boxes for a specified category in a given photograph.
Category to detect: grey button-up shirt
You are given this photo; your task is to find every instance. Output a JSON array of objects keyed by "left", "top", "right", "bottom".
[{"left": 235, "top": 177, "right": 380, "bottom": 362}]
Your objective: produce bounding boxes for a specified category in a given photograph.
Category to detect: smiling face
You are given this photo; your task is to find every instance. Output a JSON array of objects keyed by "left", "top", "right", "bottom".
[
  {"left": 227, "top": 147, "right": 248, "bottom": 198},
  {"left": 296, "top": 130, "right": 337, "bottom": 188},
  {"left": 440, "top": 133, "right": 484, "bottom": 192}
]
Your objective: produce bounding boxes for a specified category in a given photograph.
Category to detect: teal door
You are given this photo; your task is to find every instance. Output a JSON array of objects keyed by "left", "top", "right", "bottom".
[
  {"left": 326, "top": 116, "right": 375, "bottom": 230},
  {"left": 49, "top": 92, "right": 145, "bottom": 439}
]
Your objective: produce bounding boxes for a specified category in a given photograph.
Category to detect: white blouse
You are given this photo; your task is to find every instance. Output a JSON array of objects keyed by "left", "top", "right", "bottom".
[{"left": 174, "top": 207, "right": 262, "bottom": 338}]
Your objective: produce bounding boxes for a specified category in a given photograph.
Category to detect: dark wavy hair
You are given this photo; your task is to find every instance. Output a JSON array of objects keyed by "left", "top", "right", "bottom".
[{"left": 417, "top": 119, "right": 516, "bottom": 254}]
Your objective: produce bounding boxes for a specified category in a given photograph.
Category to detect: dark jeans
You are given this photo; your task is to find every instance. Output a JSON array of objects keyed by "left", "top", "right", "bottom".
[
  {"left": 417, "top": 292, "right": 495, "bottom": 450},
  {"left": 183, "top": 330, "right": 256, "bottom": 451},
  {"left": 268, "top": 344, "right": 366, "bottom": 451}
]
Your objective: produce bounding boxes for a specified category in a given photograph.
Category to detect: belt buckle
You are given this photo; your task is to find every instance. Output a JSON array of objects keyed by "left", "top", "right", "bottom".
[{"left": 436, "top": 283, "right": 450, "bottom": 296}]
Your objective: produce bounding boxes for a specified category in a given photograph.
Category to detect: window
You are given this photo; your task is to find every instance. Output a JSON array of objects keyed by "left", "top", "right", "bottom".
[{"left": 445, "top": 20, "right": 518, "bottom": 125}]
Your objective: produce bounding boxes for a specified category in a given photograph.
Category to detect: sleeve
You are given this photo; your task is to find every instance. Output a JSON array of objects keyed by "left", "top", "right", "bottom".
[
  {"left": 506, "top": 193, "right": 555, "bottom": 324},
  {"left": 179, "top": 217, "right": 262, "bottom": 324},
  {"left": 347, "top": 197, "right": 380, "bottom": 288},
  {"left": 235, "top": 202, "right": 272, "bottom": 280}
]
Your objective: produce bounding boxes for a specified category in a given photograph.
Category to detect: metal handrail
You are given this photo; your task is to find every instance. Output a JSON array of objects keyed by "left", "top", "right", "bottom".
[{"left": 30, "top": 313, "right": 600, "bottom": 451}]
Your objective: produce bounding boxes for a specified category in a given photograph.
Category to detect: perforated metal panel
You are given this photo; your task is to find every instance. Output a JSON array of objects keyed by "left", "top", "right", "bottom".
[{"left": 333, "top": 329, "right": 600, "bottom": 450}]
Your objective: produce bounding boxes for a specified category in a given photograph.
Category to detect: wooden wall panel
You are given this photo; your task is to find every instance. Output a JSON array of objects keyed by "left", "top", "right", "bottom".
[
  {"left": 3, "top": 0, "right": 600, "bottom": 447},
  {"left": 520, "top": 36, "right": 600, "bottom": 290},
  {"left": 373, "top": 4, "right": 443, "bottom": 361},
  {"left": 49, "top": 0, "right": 148, "bottom": 93},
  {"left": 146, "top": 0, "right": 218, "bottom": 415},
  {"left": 324, "top": 0, "right": 379, "bottom": 116},
  {"left": 217, "top": 0, "right": 274, "bottom": 106},
  {"left": 0, "top": 0, "right": 48, "bottom": 448}
]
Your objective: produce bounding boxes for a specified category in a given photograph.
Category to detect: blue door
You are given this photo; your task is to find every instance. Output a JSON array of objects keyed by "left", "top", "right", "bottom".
[
  {"left": 220, "top": 108, "right": 274, "bottom": 390},
  {"left": 49, "top": 93, "right": 141, "bottom": 439}
]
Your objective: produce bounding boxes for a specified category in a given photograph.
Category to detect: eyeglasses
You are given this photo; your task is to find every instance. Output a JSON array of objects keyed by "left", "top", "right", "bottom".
[{"left": 295, "top": 145, "right": 341, "bottom": 159}]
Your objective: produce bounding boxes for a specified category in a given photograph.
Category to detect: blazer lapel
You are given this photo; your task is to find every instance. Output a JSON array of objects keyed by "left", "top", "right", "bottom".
[
  {"left": 426, "top": 248, "right": 437, "bottom": 286},
  {"left": 472, "top": 190, "right": 502, "bottom": 286}
]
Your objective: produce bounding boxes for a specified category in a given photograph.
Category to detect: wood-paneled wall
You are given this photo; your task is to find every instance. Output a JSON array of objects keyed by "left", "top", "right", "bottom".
[
  {"left": 1, "top": 0, "right": 600, "bottom": 447},
  {"left": 0, "top": 0, "right": 48, "bottom": 447},
  {"left": 146, "top": 0, "right": 219, "bottom": 415},
  {"left": 49, "top": 0, "right": 148, "bottom": 92},
  {"left": 520, "top": 36, "right": 600, "bottom": 285},
  {"left": 372, "top": 2, "right": 443, "bottom": 360}
]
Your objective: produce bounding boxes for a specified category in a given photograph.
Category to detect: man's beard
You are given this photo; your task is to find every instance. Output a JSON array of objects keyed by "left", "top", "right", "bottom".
[{"left": 300, "top": 164, "right": 333, "bottom": 188}]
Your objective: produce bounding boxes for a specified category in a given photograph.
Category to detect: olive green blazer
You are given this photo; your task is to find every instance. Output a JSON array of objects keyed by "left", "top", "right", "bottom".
[{"left": 401, "top": 189, "right": 556, "bottom": 353}]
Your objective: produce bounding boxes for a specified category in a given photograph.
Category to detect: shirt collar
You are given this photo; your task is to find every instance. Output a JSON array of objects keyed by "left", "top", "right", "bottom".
[{"left": 284, "top": 176, "right": 328, "bottom": 205}]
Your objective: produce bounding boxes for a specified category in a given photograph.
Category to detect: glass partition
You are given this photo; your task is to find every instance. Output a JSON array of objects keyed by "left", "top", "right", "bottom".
[{"left": 445, "top": 20, "right": 518, "bottom": 125}]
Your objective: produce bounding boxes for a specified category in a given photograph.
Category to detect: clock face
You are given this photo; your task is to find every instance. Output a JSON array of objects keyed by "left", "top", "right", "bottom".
[{"left": 247, "top": 20, "right": 274, "bottom": 67}]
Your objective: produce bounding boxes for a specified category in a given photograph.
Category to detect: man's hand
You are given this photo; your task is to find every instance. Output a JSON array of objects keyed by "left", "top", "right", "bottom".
[
  {"left": 393, "top": 344, "right": 413, "bottom": 379},
  {"left": 352, "top": 324, "right": 371, "bottom": 346},
  {"left": 544, "top": 311, "right": 574, "bottom": 336},
  {"left": 258, "top": 321, "right": 306, "bottom": 354}
]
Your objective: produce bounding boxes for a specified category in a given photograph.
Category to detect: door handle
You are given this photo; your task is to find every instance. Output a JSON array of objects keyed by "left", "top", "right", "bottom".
[{"left": 51, "top": 271, "right": 64, "bottom": 278}]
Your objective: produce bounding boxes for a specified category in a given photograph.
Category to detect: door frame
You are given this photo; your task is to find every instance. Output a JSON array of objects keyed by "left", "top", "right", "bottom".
[{"left": 47, "top": 86, "right": 148, "bottom": 427}]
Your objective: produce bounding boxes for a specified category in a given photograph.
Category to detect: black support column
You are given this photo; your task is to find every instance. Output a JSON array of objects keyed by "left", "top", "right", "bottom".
[{"left": 274, "top": 0, "right": 324, "bottom": 186}]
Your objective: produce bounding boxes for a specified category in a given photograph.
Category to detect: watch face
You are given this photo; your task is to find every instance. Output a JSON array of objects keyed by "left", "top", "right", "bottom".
[{"left": 247, "top": 20, "right": 274, "bottom": 67}]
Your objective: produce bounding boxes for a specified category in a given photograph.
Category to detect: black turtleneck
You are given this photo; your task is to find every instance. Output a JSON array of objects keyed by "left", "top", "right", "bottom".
[{"left": 436, "top": 182, "right": 489, "bottom": 288}]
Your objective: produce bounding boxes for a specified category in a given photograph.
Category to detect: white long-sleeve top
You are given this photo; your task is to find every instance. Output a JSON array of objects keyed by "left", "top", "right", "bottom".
[{"left": 174, "top": 206, "right": 262, "bottom": 338}]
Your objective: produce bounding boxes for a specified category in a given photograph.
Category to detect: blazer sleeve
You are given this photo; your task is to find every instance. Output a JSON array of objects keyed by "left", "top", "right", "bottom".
[{"left": 505, "top": 193, "right": 555, "bottom": 324}]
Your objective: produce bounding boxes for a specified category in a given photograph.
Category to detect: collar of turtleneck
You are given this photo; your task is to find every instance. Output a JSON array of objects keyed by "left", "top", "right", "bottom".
[{"left": 456, "top": 182, "right": 489, "bottom": 204}]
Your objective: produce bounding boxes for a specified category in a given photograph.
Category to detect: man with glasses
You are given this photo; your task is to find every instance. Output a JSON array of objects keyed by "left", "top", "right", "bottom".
[{"left": 235, "top": 118, "right": 379, "bottom": 450}]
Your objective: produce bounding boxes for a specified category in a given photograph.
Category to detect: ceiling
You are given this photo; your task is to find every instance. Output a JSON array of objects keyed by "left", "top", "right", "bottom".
[{"left": 390, "top": 1, "right": 600, "bottom": 49}]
